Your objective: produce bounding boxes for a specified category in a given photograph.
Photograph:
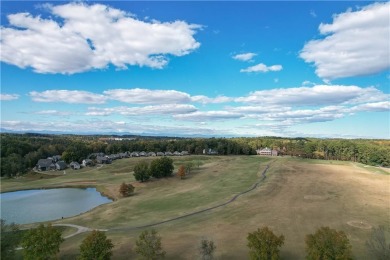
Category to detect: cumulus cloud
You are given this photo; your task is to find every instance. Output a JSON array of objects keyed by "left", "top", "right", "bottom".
[
  {"left": 86, "top": 104, "right": 197, "bottom": 116},
  {"left": 104, "top": 88, "right": 192, "bottom": 104},
  {"left": 0, "top": 94, "right": 19, "bottom": 101},
  {"left": 300, "top": 2, "right": 390, "bottom": 80},
  {"left": 232, "top": 52, "right": 257, "bottom": 62},
  {"left": 235, "top": 85, "right": 387, "bottom": 106},
  {"left": 29, "top": 90, "right": 107, "bottom": 104},
  {"left": 240, "top": 63, "right": 282, "bottom": 73},
  {"left": 174, "top": 111, "right": 242, "bottom": 121},
  {"left": 0, "top": 2, "right": 201, "bottom": 74}
]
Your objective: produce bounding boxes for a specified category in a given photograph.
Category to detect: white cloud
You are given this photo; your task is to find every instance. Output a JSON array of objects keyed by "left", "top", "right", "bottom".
[
  {"left": 174, "top": 111, "right": 242, "bottom": 121},
  {"left": 348, "top": 101, "right": 390, "bottom": 113},
  {"left": 232, "top": 52, "right": 257, "bottom": 62},
  {"left": 34, "top": 110, "right": 73, "bottom": 116},
  {"left": 104, "top": 88, "right": 191, "bottom": 104},
  {"left": 0, "top": 3, "right": 201, "bottom": 74},
  {"left": 300, "top": 2, "right": 390, "bottom": 80},
  {"left": 240, "top": 63, "right": 282, "bottom": 73},
  {"left": 235, "top": 85, "right": 387, "bottom": 106},
  {"left": 86, "top": 104, "right": 197, "bottom": 116},
  {"left": 29, "top": 90, "right": 107, "bottom": 104},
  {"left": 0, "top": 94, "right": 19, "bottom": 101},
  {"left": 190, "top": 95, "right": 233, "bottom": 104}
]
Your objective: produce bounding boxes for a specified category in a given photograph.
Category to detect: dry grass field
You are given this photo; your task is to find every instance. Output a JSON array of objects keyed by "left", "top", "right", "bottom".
[{"left": 2, "top": 156, "right": 389, "bottom": 259}]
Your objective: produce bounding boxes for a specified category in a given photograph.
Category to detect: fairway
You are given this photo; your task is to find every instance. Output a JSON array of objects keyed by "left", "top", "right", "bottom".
[{"left": 2, "top": 156, "right": 389, "bottom": 259}]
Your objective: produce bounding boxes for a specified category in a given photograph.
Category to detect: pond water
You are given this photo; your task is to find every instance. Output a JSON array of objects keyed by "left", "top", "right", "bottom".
[{"left": 0, "top": 188, "right": 112, "bottom": 224}]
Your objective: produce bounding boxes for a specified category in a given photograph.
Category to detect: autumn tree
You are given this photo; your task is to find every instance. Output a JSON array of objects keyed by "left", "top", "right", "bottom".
[
  {"left": 177, "top": 165, "right": 186, "bottom": 179},
  {"left": 305, "top": 226, "right": 353, "bottom": 260},
  {"left": 134, "top": 160, "right": 150, "bottom": 182},
  {"left": 119, "top": 182, "right": 135, "bottom": 197},
  {"left": 1, "top": 219, "right": 21, "bottom": 260},
  {"left": 247, "top": 227, "right": 284, "bottom": 260},
  {"left": 79, "top": 230, "right": 114, "bottom": 260},
  {"left": 135, "top": 229, "right": 166, "bottom": 259},
  {"left": 199, "top": 239, "right": 216, "bottom": 260},
  {"left": 21, "top": 223, "right": 64, "bottom": 260},
  {"left": 366, "top": 225, "right": 390, "bottom": 260}
]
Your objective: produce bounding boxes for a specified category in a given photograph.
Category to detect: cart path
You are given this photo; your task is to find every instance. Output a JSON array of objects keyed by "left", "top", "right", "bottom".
[{"left": 55, "top": 162, "right": 272, "bottom": 237}]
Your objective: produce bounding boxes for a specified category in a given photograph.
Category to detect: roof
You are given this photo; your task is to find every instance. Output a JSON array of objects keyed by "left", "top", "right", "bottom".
[
  {"left": 56, "top": 161, "right": 67, "bottom": 168},
  {"left": 37, "top": 159, "right": 53, "bottom": 167},
  {"left": 70, "top": 161, "right": 80, "bottom": 166}
]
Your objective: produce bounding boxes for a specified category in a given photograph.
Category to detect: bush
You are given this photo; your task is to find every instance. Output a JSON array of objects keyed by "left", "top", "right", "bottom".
[
  {"left": 135, "top": 229, "right": 166, "bottom": 259},
  {"left": 149, "top": 157, "right": 174, "bottom": 178},
  {"left": 199, "top": 239, "right": 216, "bottom": 260},
  {"left": 119, "top": 182, "right": 135, "bottom": 197},
  {"left": 134, "top": 160, "right": 150, "bottom": 182}
]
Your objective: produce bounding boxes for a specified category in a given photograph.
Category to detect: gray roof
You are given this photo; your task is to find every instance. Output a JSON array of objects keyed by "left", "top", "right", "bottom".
[
  {"left": 56, "top": 161, "right": 67, "bottom": 168},
  {"left": 37, "top": 159, "right": 54, "bottom": 167}
]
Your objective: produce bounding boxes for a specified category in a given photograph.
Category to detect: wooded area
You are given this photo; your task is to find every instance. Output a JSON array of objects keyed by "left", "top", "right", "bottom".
[{"left": 1, "top": 133, "right": 389, "bottom": 177}]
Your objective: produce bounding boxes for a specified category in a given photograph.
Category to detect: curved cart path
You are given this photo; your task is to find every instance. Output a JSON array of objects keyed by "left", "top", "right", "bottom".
[{"left": 56, "top": 162, "right": 272, "bottom": 237}]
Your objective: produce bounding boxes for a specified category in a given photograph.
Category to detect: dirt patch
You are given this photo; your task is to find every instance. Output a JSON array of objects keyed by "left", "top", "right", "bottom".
[
  {"left": 303, "top": 195, "right": 329, "bottom": 201},
  {"left": 347, "top": 220, "right": 372, "bottom": 229}
]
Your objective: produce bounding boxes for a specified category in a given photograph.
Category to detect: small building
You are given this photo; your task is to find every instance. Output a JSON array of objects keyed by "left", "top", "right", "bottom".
[
  {"left": 36, "top": 159, "right": 55, "bottom": 171},
  {"left": 119, "top": 152, "right": 129, "bottom": 158},
  {"left": 181, "top": 151, "right": 189, "bottom": 156},
  {"left": 173, "top": 151, "right": 182, "bottom": 156},
  {"left": 55, "top": 161, "right": 67, "bottom": 170},
  {"left": 148, "top": 152, "right": 156, "bottom": 157},
  {"left": 256, "top": 148, "right": 278, "bottom": 156},
  {"left": 96, "top": 156, "right": 112, "bottom": 164},
  {"left": 52, "top": 155, "right": 62, "bottom": 162},
  {"left": 130, "top": 152, "right": 139, "bottom": 157},
  {"left": 82, "top": 159, "right": 94, "bottom": 167},
  {"left": 139, "top": 151, "right": 147, "bottom": 157},
  {"left": 165, "top": 151, "right": 173, "bottom": 156},
  {"left": 203, "top": 148, "right": 218, "bottom": 155},
  {"left": 156, "top": 152, "right": 165, "bottom": 156},
  {"left": 70, "top": 161, "right": 81, "bottom": 170}
]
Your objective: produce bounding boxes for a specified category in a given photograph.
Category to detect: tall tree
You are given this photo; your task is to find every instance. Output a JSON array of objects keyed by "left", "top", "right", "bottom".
[
  {"left": 78, "top": 230, "right": 114, "bottom": 260},
  {"left": 199, "top": 239, "right": 216, "bottom": 260},
  {"left": 247, "top": 227, "right": 284, "bottom": 260},
  {"left": 305, "top": 226, "right": 353, "bottom": 260},
  {"left": 149, "top": 157, "right": 174, "bottom": 178},
  {"left": 134, "top": 160, "right": 150, "bottom": 182},
  {"left": 21, "top": 223, "right": 64, "bottom": 260},
  {"left": 185, "top": 161, "right": 194, "bottom": 174},
  {"left": 135, "top": 229, "right": 166, "bottom": 259},
  {"left": 1, "top": 219, "right": 21, "bottom": 260}
]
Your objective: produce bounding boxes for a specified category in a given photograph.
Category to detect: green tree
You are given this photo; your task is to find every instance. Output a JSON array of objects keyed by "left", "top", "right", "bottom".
[
  {"left": 247, "top": 227, "right": 284, "bottom": 260},
  {"left": 134, "top": 160, "right": 150, "bottom": 182},
  {"left": 199, "top": 239, "right": 216, "bottom": 260},
  {"left": 21, "top": 223, "right": 64, "bottom": 260},
  {"left": 305, "top": 226, "right": 353, "bottom": 260},
  {"left": 149, "top": 157, "right": 174, "bottom": 178},
  {"left": 177, "top": 165, "right": 186, "bottom": 179},
  {"left": 1, "top": 219, "right": 21, "bottom": 260},
  {"left": 78, "top": 230, "right": 114, "bottom": 260},
  {"left": 185, "top": 161, "right": 194, "bottom": 174},
  {"left": 135, "top": 229, "right": 166, "bottom": 259},
  {"left": 366, "top": 225, "right": 390, "bottom": 260},
  {"left": 119, "top": 182, "right": 135, "bottom": 197}
]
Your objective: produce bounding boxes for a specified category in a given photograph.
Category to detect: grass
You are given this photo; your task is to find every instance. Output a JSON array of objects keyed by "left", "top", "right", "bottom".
[{"left": 1, "top": 155, "right": 389, "bottom": 259}]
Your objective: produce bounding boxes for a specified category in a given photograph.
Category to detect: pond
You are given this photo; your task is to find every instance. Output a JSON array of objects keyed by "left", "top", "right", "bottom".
[{"left": 0, "top": 188, "right": 112, "bottom": 224}]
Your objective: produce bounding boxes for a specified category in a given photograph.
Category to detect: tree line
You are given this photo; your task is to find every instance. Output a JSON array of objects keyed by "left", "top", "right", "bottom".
[
  {"left": 2, "top": 219, "right": 388, "bottom": 259},
  {"left": 1, "top": 133, "right": 389, "bottom": 177}
]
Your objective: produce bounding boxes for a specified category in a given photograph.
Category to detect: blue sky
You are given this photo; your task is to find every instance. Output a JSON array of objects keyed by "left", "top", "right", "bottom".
[{"left": 1, "top": 1, "right": 389, "bottom": 138}]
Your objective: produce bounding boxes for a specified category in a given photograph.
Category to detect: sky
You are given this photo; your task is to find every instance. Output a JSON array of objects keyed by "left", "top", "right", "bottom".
[{"left": 1, "top": 1, "right": 389, "bottom": 138}]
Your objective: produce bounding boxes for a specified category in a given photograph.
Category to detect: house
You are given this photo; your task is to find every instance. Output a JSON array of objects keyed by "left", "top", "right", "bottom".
[
  {"left": 96, "top": 156, "right": 112, "bottom": 164},
  {"left": 119, "top": 152, "right": 129, "bottom": 158},
  {"left": 70, "top": 161, "right": 81, "bottom": 170},
  {"left": 52, "top": 155, "right": 62, "bottom": 162},
  {"left": 82, "top": 159, "right": 94, "bottom": 167},
  {"left": 130, "top": 152, "right": 139, "bottom": 157},
  {"left": 156, "top": 152, "right": 165, "bottom": 156},
  {"left": 148, "top": 152, "right": 156, "bottom": 157},
  {"left": 181, "top": 151, "right": 189, "bottom": 156},
  {"left": 55, "top": 161, "right": 67, "bottom": 170},
  {"left": 203, "top": 148, "right": 218, "bottom": 155},
  {"left": 36, "top": 159, "right": 55, "bottom": 171},
  {"left": 165, "top": 151, "right": 173, "bottom": 156},
  {"left": 139, "top": 151, "right": 147, "bottom": 157},
  {"left": 173, "top": 151, "right": 182, "bottom": 156},
  {"left": 256, "top": 148, "right": 278, "bottom": 156}
]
